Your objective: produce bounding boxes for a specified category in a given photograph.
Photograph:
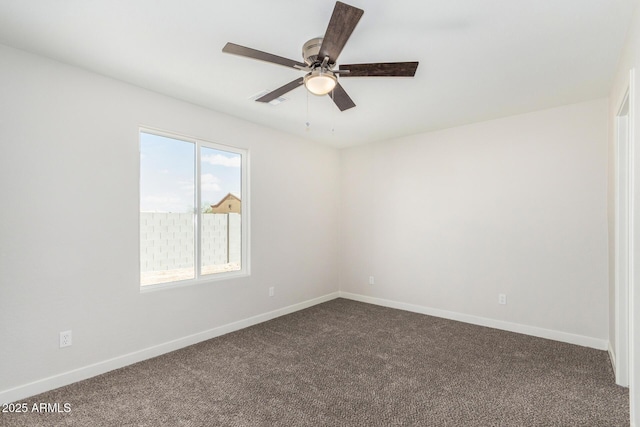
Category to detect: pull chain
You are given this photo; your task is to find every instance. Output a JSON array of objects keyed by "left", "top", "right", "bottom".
[
  {"left": 331, "top": 89, "right": 335, "bottom": 135},
  {"left": 305, "top": 88, "right": 310, "bottom": 131}
]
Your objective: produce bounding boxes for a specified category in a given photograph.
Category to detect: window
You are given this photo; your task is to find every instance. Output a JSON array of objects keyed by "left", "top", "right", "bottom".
[{"left": 139, "top": 129, "right": 249, "bottom": 288}]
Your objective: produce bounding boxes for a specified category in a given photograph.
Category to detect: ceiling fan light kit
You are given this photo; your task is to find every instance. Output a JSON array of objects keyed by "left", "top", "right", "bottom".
[
  {"left": 304, "top": 69, "right": 337, "bottom": 96},
  {"left": 222, "top": 1, "right": 419, "bottom": 111}
]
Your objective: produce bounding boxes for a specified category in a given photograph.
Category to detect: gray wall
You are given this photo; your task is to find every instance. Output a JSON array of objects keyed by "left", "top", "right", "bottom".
[
  {"left": 0, "top": 43, "right": 340, "bottom": 400},
  {"left": 340, "top": 99, "right": 609, "bottom": 344},
  {"left": 0, "top": 41, "right": 614, "bottom": 404}
]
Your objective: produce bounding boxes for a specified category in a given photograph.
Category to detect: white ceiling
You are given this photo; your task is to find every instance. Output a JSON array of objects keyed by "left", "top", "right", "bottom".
[{"left": 0, "top": 0, "right": 635, "bottom": 148}]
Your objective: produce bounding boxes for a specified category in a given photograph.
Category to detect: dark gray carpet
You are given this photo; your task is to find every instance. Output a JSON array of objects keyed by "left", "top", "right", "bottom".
[{"left": 1, "top": 298, "right": 629, "bottom": 426}]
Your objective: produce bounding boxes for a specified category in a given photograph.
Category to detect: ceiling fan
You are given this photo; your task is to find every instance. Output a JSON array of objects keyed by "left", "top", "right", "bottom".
[{"left": 222, "top": 1, "right": 419, "bottom": 112}]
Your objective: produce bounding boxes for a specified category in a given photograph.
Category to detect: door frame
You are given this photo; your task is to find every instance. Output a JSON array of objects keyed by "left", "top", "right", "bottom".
[{"left": 615, "top": 84, "right": 631, "bottom": 388}]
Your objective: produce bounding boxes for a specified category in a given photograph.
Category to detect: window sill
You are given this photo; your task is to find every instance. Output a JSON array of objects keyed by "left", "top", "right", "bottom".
[{"left": 139, "top": 270, "right": 250, "bottom": 293}]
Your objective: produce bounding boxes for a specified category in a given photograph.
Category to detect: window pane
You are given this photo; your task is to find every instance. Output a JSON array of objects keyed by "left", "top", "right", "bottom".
[
  {"left": 140, "top": 132, "right": 195, "bottom": 286},
  {"left": 200, "top": 146, "right": 242, "bottom": 276}
]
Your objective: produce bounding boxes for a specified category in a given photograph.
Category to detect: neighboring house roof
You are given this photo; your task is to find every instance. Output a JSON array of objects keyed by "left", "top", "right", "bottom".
[{"left": 210, "top": 193, "right": 241, "bottom": 213}]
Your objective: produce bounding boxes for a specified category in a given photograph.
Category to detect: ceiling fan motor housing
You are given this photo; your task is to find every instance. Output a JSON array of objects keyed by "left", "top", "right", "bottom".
[{"left": 303, "top": 37, "right": 325, "bottom": 66}]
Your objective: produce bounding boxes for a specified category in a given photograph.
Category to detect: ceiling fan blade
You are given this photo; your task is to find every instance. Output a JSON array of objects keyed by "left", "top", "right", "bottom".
[
  {"left": 318, "top": 2, "right": 364, "bottom": 64},
  {"left": 330, "top": 82, "right": 356, "bottom": 111},
  {"left": 223, "top": 42, "right": 307, "bottom": 69},
  {"left": 255, "top": 77, "right": 304, "bottom": 103},
  {"left": 338, "top": 62, "right": 419, "bottom": 77}
]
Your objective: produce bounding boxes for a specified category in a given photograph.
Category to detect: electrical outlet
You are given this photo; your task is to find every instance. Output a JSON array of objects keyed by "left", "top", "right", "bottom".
[
  {"left": 59, "top": 330, "right": 72, "bottom": 348},
  {"left": 369, "top": 276, "right": 375, "bottom": 285},
  {"left": 498, "top": 294, "right": 507, "bottom": 305},
  {"left": 268, "top": 287, "right": 275, "bottom": 297}
]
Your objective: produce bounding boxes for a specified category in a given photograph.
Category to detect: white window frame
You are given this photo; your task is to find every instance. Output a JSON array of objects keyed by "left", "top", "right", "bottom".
[{"left": 139, "top": 127, "right": 250, "bottom": 292}]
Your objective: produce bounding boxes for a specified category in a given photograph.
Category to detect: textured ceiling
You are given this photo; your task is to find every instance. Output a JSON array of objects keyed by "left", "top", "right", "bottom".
[{"left": 0, "top": 0, "right": 635, "bottom": 147}]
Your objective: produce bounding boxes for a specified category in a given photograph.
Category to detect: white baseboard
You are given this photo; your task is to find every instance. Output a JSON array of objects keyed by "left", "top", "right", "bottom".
[
  {"left": 1, "top": 290, "right": 610, "bottom": 405},
  {"left": 0, "top": 292, "right": 340, "bottom": 405},
  {"left": 608, "top": 341, "right": 617, "bottom": 373},
  {"left": 339, "top": 292, "right": 608, "bottom": 350}
]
